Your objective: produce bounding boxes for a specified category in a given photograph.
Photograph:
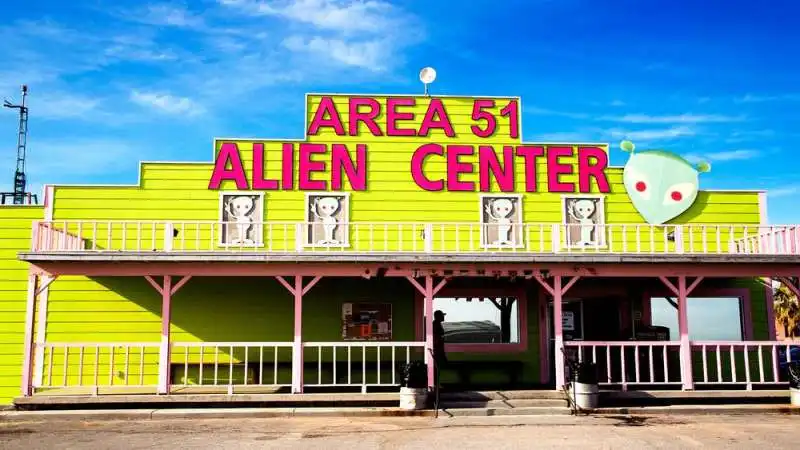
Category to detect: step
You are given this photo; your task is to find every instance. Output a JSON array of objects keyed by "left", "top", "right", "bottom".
[
  {"left": 438, "top": 399, "right": 567, "bottom": 409},
  {"left": 443, "top": 406, "right": 571, "bottom": 417},
  {"left": 439, "top": 390, "right": 565, "bottom": 401}
]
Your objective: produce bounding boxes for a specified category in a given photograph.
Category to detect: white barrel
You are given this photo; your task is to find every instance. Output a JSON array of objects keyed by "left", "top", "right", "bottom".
[
  {"left": 791, "top": 387, "right": 800, "bottom": 407},
  {"left": 399, "top": 387, "right": 428, "bottom": 410},
  {"left": 572, "top": 381, "right": 599, "bottom": 409}
]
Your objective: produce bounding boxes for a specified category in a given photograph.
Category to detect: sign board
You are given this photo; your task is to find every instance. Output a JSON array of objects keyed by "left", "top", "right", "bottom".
[
  {"left": 341, "top": 302, "right": 392, "bottom": 341},
  {"left": 562, "top": 311, "right": 575, "bottom": 331}
]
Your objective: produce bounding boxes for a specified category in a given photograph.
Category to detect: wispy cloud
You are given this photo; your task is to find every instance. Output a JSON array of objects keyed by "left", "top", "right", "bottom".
[
  {"left": 600, "top": 113, "right": 745, "bottom": 124},
  {"left": 130, "top": 90, "right": 205, "bottom": 116},
  {"left": 735, "top": 93, "right": 800, "bottom": 103},
  {"left": 606, "top": 126, "right": 696, "bottom": 141},
  {"left": 684, "top": 149, "right": 761, "bottom": 163},
  {"left": 768, "top": 185, "right": 800, "bottom": 198}
]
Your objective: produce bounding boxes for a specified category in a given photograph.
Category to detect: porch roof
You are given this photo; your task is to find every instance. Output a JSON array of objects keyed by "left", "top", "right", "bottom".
[
  {"left": 18, "top": 251, "right": 800, "bottom": 278},
  {"left": 17, "top": 250, "right": 800, "bottom": 265}
]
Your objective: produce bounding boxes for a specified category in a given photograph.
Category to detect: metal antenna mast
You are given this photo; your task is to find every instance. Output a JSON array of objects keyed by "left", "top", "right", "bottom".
[{"left": 2, "top": 85, "right": 32, "bottom": 205}]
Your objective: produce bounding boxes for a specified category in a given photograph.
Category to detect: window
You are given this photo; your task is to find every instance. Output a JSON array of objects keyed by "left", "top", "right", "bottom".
[
  {"left": 561, "top": 195, "right": 606, "bottom": 248},
  {"left": 433, "top": 296, "right": 520, "bottom": 344},
  {"left": 479, "top": 194, "right": 523, "bottom": 248},
  {"left": 650, "top": 296, "right": 745, "bottom": 341},
  {"left": 305, "top": 192, "right": 350, "bottom": 247},
  {"left": 218, "top": 192, "right": 264, "bottom": 247}
]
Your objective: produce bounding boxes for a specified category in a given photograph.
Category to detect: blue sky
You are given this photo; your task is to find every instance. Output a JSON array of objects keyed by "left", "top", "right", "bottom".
[{"left": 0, "top": 0, "right": 798, "bottom": 223}]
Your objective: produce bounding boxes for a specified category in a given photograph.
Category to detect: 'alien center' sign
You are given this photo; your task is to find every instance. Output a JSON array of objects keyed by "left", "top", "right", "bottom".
[{"left": 206, "top": 96, "right": 709, "bottom": 224}]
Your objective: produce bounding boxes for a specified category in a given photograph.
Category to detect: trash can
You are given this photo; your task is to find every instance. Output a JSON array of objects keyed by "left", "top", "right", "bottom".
[
  {"left": 398, "top": 361, "right": 428, "bottom": 410},
  {"left": 788, "top": 362, "right": 800, "bottom": 407},
  {"left": 571, "top": 361, "right": 599, "bottom": 410}
]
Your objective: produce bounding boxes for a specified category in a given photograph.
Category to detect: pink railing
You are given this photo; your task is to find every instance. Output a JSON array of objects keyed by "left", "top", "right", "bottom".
[
  {"left": 565, "top": 341, "right": 683, "bottom": 388},
  {"left": 692, "top": 341, "right": 799, "bottom": 388},
  {"left": 733, "top": 226, "right": 800, "bottom": 254},
  {"left": 27, "top": 220, "right": 800, "bottom": 256},
  {"left": 566, "top": 341, "right": 800, "bottom": 390},
  {"left": 31, "top": 222, "right": 86, "bottom": 251}
]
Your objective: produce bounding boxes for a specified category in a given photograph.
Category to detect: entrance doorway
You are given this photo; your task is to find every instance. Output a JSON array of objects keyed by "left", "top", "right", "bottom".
[{"left": 546, "top": 297, "right": 624, "bottom": 386}]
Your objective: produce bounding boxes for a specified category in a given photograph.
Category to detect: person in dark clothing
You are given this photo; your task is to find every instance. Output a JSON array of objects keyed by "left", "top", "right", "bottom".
[{"left": 432, "top": 310, "right": 447, "bottom": 392}]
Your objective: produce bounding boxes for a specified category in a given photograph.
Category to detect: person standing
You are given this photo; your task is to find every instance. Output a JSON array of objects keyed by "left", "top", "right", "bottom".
[{"left": 432, "top": 310, "right": 447, "bottom": 392}]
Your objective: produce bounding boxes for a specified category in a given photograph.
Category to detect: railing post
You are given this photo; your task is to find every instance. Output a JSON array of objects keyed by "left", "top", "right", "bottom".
[
  {"left": 674, "top": 226, "right": 685, "bottom": 254},
  {"left": 164, "top": 222, "right": 174, "bottom": 251},
  {"left": 551, "top": 223, "right": 561, "bottom": 253},
  {"left": 295, "top": 223, "right": 304, "bottom": 252},
  {"left": 424, "top": 224, "right": 433, "bottom": 253},
  {"left": 30, "top": 221, "right": 40, "bottom": 251}
]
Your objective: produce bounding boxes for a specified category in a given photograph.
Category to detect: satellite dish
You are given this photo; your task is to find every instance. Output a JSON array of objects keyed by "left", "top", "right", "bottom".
[
  {"left": 419, "top": 67, "right": 437, "bottom": 84},
  {"left": 419, "top": 67, "right": 437, "bottom": 96}
]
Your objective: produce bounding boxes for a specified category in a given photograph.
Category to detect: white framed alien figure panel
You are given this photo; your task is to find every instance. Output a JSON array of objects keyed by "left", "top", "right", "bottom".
[
  {"left": 561, "top": 195, "right": 606, "bottom": 248},
  {"left": 305, "top": 192, "right": 350, "bottom": 247},
  {"left": 218, "top": 191, "right": 265, "bottom": 247},
  {"left": 479, "top": 194, "right": 524, "bottom": 248}
]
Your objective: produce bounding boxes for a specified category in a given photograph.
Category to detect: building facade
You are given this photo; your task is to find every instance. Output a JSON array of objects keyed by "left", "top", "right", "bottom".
[{"left": 1, "top": 92, "right": 799, "bottom": 405}]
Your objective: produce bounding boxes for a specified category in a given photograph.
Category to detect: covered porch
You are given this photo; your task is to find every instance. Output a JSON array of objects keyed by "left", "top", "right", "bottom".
[{"left": 15, "top": 252, "right": 800, "bottom": 402}]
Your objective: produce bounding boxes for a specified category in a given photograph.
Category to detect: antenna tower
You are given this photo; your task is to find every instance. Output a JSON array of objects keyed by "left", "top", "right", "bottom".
[{"left": 2, "top": 85, "right": 36, "bottom": 205}]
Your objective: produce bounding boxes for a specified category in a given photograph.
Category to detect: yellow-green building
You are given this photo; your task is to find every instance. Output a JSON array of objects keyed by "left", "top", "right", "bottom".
[{"left": 2, "top": 92, "right": 799, "bottom": 407}]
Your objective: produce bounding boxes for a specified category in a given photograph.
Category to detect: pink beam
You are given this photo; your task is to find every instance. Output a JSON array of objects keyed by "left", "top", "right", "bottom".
[
  {"left": 275, "top": 275, "right": 322, "bottom": 394},
  {"left": 29, "top": 261, "right": 800, "bottom": 278}
]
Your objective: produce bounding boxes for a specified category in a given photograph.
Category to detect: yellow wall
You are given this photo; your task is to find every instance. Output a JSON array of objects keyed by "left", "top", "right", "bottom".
[{"left": 0, "top": 205, "right": 43, "bottom": 404}]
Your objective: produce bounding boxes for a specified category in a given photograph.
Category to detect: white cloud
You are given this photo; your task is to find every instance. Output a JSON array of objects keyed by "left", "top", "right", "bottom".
[
  {"left": 219, "top": 0, "right": 401, "bottom": 34},
  {"left": 684, "top": 149, "right": 760, "bottom": 164},
  {"left": 282, "top": 36, "right": 387, "bottom": 70},
  {"left": 602, "top": 113, "right": 745, "bottom": 124},
  {"left": 735, "top": 93, "right": 800, "bottom": 103},
  {"left": 130, "top": 90, "right": 205, "bottom": 116},
  {"left": 768, "top": 185, "right": 800, "bottom": 198},
  {"left": 606, "top": 126, "right": 696, "bottom": 141}
]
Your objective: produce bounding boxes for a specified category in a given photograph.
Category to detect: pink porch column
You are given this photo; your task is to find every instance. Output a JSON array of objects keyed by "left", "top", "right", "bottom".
[
  {"left": 158, "top": 276, "right": 172, "bottom": 394},
  {"left": 20, "top": 274, "right": 38, "bottom": 397},
  {"left": 552, "top": 276, "right": 565, "bottom": 390},
  {"left": 21, "top": 273, "right": 56, "bottom": 397},
  {"left": 532, "top": 274, "right": 580, "bottom": 389},
  {"left": 146, "top": 275, "right": 191, "bottom": 395},
  {"left": 677, "top": 277, "right": 693, "bottom": 390},
  {"left": 424, "top": 276, "right": 435, "bottom": 388},
  {"left": 406, "top": 275, "right": 448, "bottom": 390},
  {"left": 276, "top": 275, "right": 321, "bottom": 394},
  {"left": 660, "top": 275, "right": 702, "bottom": 391}
]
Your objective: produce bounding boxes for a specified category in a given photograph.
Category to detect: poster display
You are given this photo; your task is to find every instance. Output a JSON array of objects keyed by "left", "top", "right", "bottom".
[{"left": 342, "top": 302, "right": 392, "bottom": 340}]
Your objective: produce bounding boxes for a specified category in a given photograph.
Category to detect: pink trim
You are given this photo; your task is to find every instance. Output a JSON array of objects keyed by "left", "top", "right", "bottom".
[
  {"left": 538, "top": 287, "right": 549, "bottom": 384},
  {"left": 20, "top": 273, "right": 37, "bottom": 397},
  {"left": 413, "top": 286, "right": 528, "bottom": 353},
  {"left": 31, "top": 261, "right": 800, "bottom": 279},
  {"left": 765, "top": 278, "right": 776, "bottom": 340},
  {"left": 758, "top": 192, "right": 768, "bottom": 225},
  {"left": 643, "top": 287, "right": 754, "bottom": 341}
]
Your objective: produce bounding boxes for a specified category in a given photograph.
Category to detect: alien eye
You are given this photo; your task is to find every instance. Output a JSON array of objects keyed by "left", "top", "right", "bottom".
[
  {"left": 663, "top": 182, "right": 696, "bottom": 205},
  {"left": 626, "top": 167, "right": 651, "bottom": 201}
]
